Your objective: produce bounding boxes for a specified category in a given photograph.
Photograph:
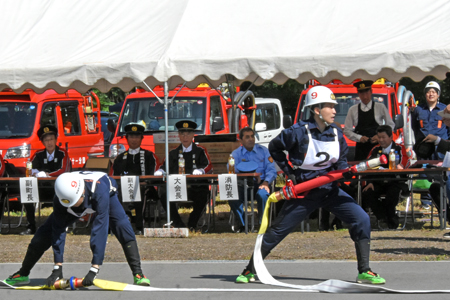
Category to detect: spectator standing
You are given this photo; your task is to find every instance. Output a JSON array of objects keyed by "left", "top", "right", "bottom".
[
  {"left": 411, "top": 81, "right": 450, "bottom": 160},
  {"left": 344, "top": 80, "right": 395, "bottom": 161}
]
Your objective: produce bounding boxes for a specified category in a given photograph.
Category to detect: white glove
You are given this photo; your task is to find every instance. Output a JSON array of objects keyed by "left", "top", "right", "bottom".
[
  {"left": 36, "top": 171, "right": 49, "bottom": 178},
  {"left": 154, "top": 169, "right": 165, "bottom": 176},
  {"left": 192, "top": 169, "right": 203, "bottom": 175}
]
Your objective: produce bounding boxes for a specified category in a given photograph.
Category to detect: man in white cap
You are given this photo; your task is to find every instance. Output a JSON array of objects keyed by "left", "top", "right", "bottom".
[{"left": 412, "top": 81, "right": 450, "bottom": 160}]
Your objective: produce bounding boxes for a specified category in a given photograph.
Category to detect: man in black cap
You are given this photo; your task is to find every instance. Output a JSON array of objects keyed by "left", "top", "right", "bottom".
[
  {"left": 23, "top": 125, "right": 71, "bottom": 235},
  {"left": 112, "top": 122, "right": 159, "bottom": 235},
  {"left": 344, "top": 80, "right": 395, "bottom": 161},
  {"left": 154, "top": 120, "right": 213, "bottom": 230}
]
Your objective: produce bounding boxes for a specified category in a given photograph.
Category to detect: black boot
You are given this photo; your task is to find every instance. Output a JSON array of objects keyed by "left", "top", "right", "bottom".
[
  {"left": 122, "top": 240, "right": 143, "bottom": 276},
  {"left": 355, "top": 239, "right": 371, "bottom": 274}
]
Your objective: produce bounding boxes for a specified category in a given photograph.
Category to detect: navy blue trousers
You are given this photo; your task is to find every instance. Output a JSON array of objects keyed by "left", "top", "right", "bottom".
[
  {"left": 19, "top": 185, "right": 138, "bottom": 275},
  {"left": 245, "top": 186, "right": 372, "bottom": 273},
  {"left": 261, "top": 186, "right": 370, "bottom": 252},
  {"left": 229, "top": 181, "right": 270, "bottom": 226}
]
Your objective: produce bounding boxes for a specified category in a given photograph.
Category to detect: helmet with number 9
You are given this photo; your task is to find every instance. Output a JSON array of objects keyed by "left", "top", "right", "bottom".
[
  {"left": 303, "top": 86, "right": 338, "bottom": 109},
  {"left": 55, "top": 172, "right": 85, "bottom": 207}
]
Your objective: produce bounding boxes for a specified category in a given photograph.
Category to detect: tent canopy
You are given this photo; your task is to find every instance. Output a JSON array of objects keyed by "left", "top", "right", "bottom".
[{"left": 1, "top": 0, "right": 450, "bottom": 93}]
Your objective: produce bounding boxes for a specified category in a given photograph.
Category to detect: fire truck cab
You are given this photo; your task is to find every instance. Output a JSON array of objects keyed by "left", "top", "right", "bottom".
[
  {"left": 294, "top": 79, "right": 403, "bottom": 160},
  {"left": 109, "top": 85, "right": 257, "bottom": 157},
  {"left": 0, "top": 89, "right": 104, "bottom": 172}
]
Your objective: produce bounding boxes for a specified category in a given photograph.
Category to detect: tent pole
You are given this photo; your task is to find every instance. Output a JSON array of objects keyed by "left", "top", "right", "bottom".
[
  {"left": 226, "top": 74, "right": 237, "bottom": 132},
  {"left": 164, "top": 82, "right": 171, "bottom": 227}
]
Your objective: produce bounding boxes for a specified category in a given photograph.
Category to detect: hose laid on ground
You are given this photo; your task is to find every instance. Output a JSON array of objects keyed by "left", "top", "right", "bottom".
[{"left": 252, "top": 168, "right": 450, "bottom": 293}]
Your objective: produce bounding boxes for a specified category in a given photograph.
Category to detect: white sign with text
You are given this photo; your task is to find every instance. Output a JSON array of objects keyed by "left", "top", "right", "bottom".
[
  {"left": 120, "top": 176, "right": 141, "bottom": 202},
  {"left": 168, "top": 175, "right": 187, "bottom": 201},
  {"left": 20, "top": 177, "right": 39, "bottom": 204},
  {"left": 218, "top": 174, "right": 239, "bottom": 200}
]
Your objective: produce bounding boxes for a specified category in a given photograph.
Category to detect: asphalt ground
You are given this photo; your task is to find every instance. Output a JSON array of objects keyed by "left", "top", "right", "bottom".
[{"left": 1, "top": 261, "right": 450, "bottom": 300}]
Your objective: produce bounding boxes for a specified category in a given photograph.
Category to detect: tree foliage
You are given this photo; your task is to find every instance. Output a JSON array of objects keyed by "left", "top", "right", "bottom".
[
  {"left": 91, "top": 87, "right": 127, "bottom": 111},
  {"left": 241, "top": 79, "right": 304, "bottom": 119}
]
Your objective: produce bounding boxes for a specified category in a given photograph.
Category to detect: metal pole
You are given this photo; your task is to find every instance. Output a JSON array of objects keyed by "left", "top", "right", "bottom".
[{"left": 164, "top": 82, "right": 171, "bottom": 227}]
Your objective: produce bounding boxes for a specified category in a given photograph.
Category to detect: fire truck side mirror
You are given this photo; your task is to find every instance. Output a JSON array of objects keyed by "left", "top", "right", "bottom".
[
  {"left": 107, "top": 118, "right": 117, "bottom": 133},
  {"left": 283, "top": 115, "right": 292, "bottom": 129},
  {"left": 212, "top": 116, "right": 224, "bottom": 132},
  {"left": 393, "top": 114, "right": 404, "bottom": 131}
]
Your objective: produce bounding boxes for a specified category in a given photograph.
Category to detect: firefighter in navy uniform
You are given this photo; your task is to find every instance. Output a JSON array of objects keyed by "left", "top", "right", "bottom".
[
  {"left": 154, "top": 120, "right": 213, "bottom": 230},
  {"left": 22, "top": 125, "right": 71, "bottom": 235},
  {"left": 236, "top": 86, "right": 386, "bottom": 285},
  {"left": 344, "top": 80, "right": 395, "bottom": 161},
  {"left": 113, "top": 122, "right": 159, "bottom": 235},
  {"left": 4, "top": 171, "right": 151, "bottom": 287}
]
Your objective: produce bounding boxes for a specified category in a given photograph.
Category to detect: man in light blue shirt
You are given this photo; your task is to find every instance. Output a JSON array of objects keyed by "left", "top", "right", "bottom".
[{"left": 229, "top": 127, "right": 277, "bottom": 232}]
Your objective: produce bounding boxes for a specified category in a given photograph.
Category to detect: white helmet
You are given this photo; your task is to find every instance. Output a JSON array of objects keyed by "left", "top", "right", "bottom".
[
  {"left": 55, "top": 172, "right": 85, "bottom": 207},
  {"left": 424, "top": 81, "right": 440, "bottom": 95},
  {"left": 304, "top": 86, "right": 338, "bottom": 109}
]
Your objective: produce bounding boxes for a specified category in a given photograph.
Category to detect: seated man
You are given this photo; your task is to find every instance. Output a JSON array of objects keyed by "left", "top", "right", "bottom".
[
  {"left": 112, "top": 122, "right": 159, "bottom": 235},
  {"left": 229, "top": 127, "right": 277, "bottom": 232},
  {"left": 154, "top": 120, "right": 212, "bottom": 230},
  {"left": 22, "top": 125, "right": 71, "bottom": 235},
  {"left": 361, "top": 125, "right": 408, "bottom": 229}
]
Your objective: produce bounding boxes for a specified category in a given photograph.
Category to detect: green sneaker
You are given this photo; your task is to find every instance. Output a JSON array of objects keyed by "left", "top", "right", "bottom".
[
  {"left": 134, "top": 274, "right": 150, "bottom": 286},
  {"left": 356, "top": 270, "right": 386, "bottom": 284},
  {"left": 4, "top": 272, "right": 30, "bottom": 286},
  {"left": 236, "top": 270, "right": 255, "bottom": 283}
]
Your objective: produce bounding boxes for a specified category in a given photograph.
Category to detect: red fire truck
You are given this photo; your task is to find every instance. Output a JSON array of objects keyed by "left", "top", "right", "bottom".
[
  {"left": 108, "top": 85, "right": 258, "bottom": 157},
  {"left": 293, "top": 79, "right": 403, "bottom": 160},
  {"left": 0, "top": 89, "right": 104, "bottom": 172}
]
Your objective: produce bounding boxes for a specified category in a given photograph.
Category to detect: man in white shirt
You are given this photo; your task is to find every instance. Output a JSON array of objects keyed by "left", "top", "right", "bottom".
[{"left": 344, "top": 80, "right": 395, "bottom": 161}]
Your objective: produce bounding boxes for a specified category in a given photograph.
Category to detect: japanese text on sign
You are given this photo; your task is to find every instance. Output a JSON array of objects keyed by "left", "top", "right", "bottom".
[
  {"left": 120, "top": 176, "right": 141, "bottom": 202},
  {"left": 218, "top": 174, "right": 238, "bottom": 200}
]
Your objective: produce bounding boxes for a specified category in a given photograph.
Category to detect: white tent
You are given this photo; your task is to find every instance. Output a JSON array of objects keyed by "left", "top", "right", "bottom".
[
  {"left": 1, "top": 0, "right": 450, "bottom": 93},
  {"left": 2, "top": 0, "right": 449, "bottom": 227}
]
